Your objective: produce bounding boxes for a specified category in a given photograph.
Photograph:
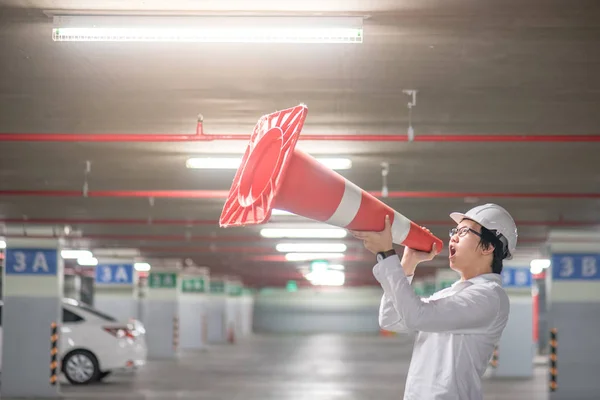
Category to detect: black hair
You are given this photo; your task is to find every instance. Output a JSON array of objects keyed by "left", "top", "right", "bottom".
[{"left": 478, "top": 227, "right": 506, "bottom": 274}]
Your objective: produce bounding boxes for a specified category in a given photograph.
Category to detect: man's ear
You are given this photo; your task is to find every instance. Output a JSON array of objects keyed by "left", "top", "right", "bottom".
[{"left": 480, "top": 243, "right": 495, "bottom": 257}]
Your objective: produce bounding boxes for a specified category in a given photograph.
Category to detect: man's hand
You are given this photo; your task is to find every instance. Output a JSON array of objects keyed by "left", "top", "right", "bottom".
[
  {"left": 350, "top": 216, "right": 439, "bottom": 276},
  {"left": 400, "top": 226, "right": 439, "bottom": 275},
  {"left": 349, "top": 215, "right": 394, "bottom": 254}
]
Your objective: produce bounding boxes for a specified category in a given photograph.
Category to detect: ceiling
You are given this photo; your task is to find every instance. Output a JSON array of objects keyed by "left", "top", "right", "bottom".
[{"left": 0, "top": 0, "right": 599, "bottom": 288}]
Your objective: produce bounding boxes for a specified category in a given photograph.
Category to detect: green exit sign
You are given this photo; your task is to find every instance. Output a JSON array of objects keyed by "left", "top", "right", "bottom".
[
  {"left": 228, "top": 284, "right": 243, "bottom": 297},
  {"left": 210, "top": 280, "right": 225, "bottom": 293},
  {"left": 182, "top": 277, "right": 206, "bottom": 293},
  {"left": 148, "top": 272, "right": 177, "bottom": 289}
]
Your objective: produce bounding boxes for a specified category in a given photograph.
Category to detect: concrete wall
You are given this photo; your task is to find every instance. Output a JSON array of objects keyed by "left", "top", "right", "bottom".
[{"left": 253, "top": 287, "right": 381, "bottom": 334}]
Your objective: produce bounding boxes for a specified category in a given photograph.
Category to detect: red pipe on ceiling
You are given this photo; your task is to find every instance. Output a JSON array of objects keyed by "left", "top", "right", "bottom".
[
  {"left": 0, "top": 233, "right": 263, "bottom": 242},
  {"left": 0, "top": 190, "right": 231, "bottom": 198},
  {"left": 1, "top": 189, "right": 599, "bottom": 199},
  {"left": 1, "top": 121, "right": 599, "bottom": 142},
  {"left": 0, "top": 217, "right": 597, "bottom": 228},
  {"left": 195, "top": 133, "right": 600, "bottom": 143},
  {"left": 1, "top": 133, "right": 599, "bottom": 143}
]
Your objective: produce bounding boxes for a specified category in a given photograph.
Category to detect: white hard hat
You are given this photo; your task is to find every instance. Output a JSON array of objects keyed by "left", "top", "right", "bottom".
[{"left": 449, "top": 203, "right": 518, "bottom": 260}]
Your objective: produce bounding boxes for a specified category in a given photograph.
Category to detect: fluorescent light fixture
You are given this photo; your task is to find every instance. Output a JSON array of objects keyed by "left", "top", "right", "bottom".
[
  {"left": 134, "top": 262, "right": 151, "bottom": 272},
  {"left": 530, "top": 259, "right": 551, "bottom": 275},
  {"left": 62, "top": 249, "right": 93, "bottom": 259},
  {"left": 271, "top": 209, "right": 295, "bottom": 216},
  {"left": 276, "top": 243, "right": 347, "bottom": 253},
  {"left": 186, "top": 157, "right": 352, "bottom": 170},
  {"left": 0, "top": 240, "right": 5, "bottom": 249},
  {"left": 186, "top": 157, "right": 240, "bottom": 169},
  {"left": 285, "top": 252, "right": 345, "bottom": 261},
  {"left": 260, "top": 228, "right": 347, "bottom": 239},
  {"left": 530, "top": 259, "right": 551, "bottom": 269},
  {"left": 51, "top": 15, "right": 363, "bottom": 44},
  {"left": 306, "top": 270, "right": 345, "bottom": 286},
  {"left": 317, "top": 158, "right": 352, "bottom": 170},
  {"left": 530, "top": 264, "right": 544, "bottom": 275},
  {"left": 77, "top": 257, "right": 98, "bottom": 266}
]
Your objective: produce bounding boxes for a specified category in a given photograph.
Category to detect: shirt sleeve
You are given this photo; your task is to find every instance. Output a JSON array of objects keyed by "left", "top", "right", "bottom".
[
  {"left": 377, "top": 274, "right": 415, "bottom": 333},
  {"left": 373, "top": 254, "right": 501, "bottom": 334}
]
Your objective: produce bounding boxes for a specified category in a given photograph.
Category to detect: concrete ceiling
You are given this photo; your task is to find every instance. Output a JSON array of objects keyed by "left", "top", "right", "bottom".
[{"left": 1, "top": 0, "right": 599, "bottom": 287}]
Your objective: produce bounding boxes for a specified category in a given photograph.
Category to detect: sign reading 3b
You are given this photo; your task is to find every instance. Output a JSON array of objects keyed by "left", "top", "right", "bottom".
[
  {"left": 95, "top": 264, "right": 134, "bottom": 285},
  {"left": 552, "top": 254, "right": 600, "bottom": 280},
  {"left": 501, "top": 267, "right": 532, "bottom": 288}
]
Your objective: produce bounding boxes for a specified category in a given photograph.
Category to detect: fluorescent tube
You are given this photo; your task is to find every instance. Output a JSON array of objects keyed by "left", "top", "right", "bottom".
[
  {"left": 260, "top": 228, "right": 347, "bottom": 239},
  {"left": 276, "top": 243, "right": 347, "bottom": 253},
  {"left": 134, "top": 262, "right": 151, "bottom": 272},
  {"left": 530, "top": 259, "right": 551, "bottom": 269},
  {"left": 77, "top": 257, "right": 98, "bottom": 266},
  {"left": 52, "top": 15, "right": 363, "bottom": 44},
  {"left": 271, "top": 209, "right": 295, "bottom": 216},
  {"left": 62, "top": 249, "right": 93, "bottom": 259},
  {"left": 285, "top": 252, "right": 345, "bottom": 261},
  {"left": 306, "top": 270, "right": 345, "bottom": 286}
]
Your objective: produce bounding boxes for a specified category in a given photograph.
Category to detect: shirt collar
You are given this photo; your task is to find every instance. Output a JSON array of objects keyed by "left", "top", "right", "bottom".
[
  {"left": 466, "top": 273, "right": 502, "bottom": 285},
  {"left": 451, "top": 273, "right": 502, "bottom": 287}
]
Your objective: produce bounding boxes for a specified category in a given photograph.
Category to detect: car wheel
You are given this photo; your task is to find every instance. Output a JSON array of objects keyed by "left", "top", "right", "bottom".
[{"left": 62, "top": 350, "right": 100, "bottom": 385}]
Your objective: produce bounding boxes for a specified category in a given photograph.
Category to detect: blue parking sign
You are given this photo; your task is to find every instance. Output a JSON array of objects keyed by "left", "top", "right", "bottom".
[
  {"left": 95, "top": 264, "right": 134, "bottom": 285},
  {"left": 501, "top": 267, "right": 532, "bottom": 288},
  {"left": 5, "top": 249, "right": 58, "bottom": 275},
  {"left": 551, "top": 254, "right": 600, "bottom": 280}
]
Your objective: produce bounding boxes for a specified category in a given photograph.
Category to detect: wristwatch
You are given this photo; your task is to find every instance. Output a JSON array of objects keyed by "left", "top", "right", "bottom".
[{"left": 376, "top": 249, "right": 396, "bottom": 263}]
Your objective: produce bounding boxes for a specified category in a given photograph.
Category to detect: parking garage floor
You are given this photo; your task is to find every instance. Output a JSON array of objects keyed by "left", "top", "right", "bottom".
[{"left": 50, "top": 334, "right": 547, "bottom": 400}]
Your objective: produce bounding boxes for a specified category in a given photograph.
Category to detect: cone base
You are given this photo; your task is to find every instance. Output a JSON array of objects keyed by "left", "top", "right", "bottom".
[{"left": 219, "top": 105, "right": 308, "bottom": 227}]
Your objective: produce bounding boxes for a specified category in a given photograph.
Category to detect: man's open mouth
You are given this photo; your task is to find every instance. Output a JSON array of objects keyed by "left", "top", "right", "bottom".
[{"left": 449, "top": 246, "right": 456, "bottom": 257}]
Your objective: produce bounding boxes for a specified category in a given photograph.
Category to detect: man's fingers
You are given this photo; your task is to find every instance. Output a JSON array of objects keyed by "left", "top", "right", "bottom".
[{"left": 430, "top": 243, "right": 439, "bottom": 256}]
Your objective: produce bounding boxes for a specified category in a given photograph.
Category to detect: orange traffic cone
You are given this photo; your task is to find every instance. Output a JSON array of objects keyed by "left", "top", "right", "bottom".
[{"left": 219, "top": 104, "right": 443, "bottom": 253}]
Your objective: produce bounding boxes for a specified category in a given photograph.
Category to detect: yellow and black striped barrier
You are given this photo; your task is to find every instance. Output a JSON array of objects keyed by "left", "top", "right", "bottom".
[
  {"left": 489, "top": 344, "right": 499, "bottom": 368},
  {"left": 173, "top": 315, "right": 179, "bottom": 351},
  {"left": 549, "top": 328, "right": 557, "bottom": 392},
  {"left": 50, "top": 322, "right": 58, "bottom": 385}
]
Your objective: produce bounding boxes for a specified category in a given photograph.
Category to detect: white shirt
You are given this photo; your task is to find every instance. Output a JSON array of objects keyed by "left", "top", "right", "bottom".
[{"left": 372, "top": 255, "right": 510, "bottom": 400}]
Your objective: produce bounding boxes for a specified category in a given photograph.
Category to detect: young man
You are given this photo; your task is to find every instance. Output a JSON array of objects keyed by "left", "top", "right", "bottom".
[{"left": 350, "top": 203, "right": 518, "bottom": 400}]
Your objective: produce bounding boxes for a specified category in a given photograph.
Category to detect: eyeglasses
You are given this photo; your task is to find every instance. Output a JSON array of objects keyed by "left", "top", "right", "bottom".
[{"left": 449, "top": 226, "right": 482, "bottom": 238}]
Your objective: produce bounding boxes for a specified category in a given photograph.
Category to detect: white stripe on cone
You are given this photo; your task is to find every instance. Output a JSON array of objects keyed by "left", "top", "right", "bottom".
[
  {"left": 391, "top": 211, "right": 411, "bottom": 244},
  {"left": 325, "top": 179, "right": 363, "bottom": 227},
  {"left": 323, "top": 179, "right": 412, "bottom": 245}
]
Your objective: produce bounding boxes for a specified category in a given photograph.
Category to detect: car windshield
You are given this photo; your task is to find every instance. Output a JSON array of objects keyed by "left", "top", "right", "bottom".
[{"left": 72, "top": 302, "right": 117, "bottom": 322}]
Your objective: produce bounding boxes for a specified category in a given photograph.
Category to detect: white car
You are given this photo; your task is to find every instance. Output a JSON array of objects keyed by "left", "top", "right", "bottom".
[{"left": 0, "top": 298, "right": 147, "bottom": 385}]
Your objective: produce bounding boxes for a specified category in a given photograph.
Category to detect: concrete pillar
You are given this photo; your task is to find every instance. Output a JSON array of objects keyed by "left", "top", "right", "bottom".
[
  {"left": 63, "top": 272, "right": 81, "bottom": 301},
  {"left": 143, "top": 268, "right": 180, "bottom": 359},
  {"left": 492, "top": 264, "right": 534, "bottom": 378},
  {"left": 547, "top": 230, "right": 600, "bottom": 399},
  {"left": 240, "top": 288, "right": 256, "bottom": 337},
  {"left": 79, "top": 273, "right": 95, "bottom": 305},
  {"left": 178, "top": 267, "right": 210, "bottom": 350},
  {"left": 207, "top": 276, "right": 229, "bottom": 343},
  {"left": 1, "top": 238, "right": 63, "bottom": 398},
  {"left": 226, "top": 278, "right": 244, "bottom": 342},
  {"left": 93, "top": 260, "right": 139, "bottom": 322}
]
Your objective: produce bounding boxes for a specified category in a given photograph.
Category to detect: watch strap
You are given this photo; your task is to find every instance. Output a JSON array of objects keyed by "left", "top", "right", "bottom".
[{"left": 377, "top": 249, "right": 396, "bottom": 261}]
